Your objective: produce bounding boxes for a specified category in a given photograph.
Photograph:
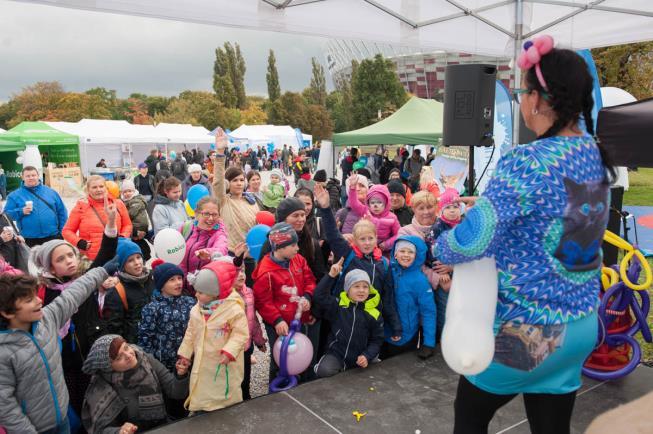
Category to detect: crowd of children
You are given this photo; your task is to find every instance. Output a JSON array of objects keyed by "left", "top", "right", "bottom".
[{"left": 0, "top": 142, "right": 466, "bottom": 434}]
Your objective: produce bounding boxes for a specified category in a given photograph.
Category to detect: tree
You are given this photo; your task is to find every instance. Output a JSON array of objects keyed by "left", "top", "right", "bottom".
[
  {"left": 351, "top": 54, "right": 407, "bottom": 128},
  {"left": 267, "top": 49, "right": 281, "bottom": 102},
  {"left": 55, "top": 93, "right": 112, "bottom": 121},
  {"left": 326, "top": 90, "right": 353, "bottom": 133},
  {"left": 308, "top": 57, "right": 327, "bottom": 106},
  {"left": 124, "top": 98, "right": 153, "bottom": 125},
  {"left": 213, "top": 42, "right": 247, "bottom": 109},
  {"left": 0, "top": 101, "right": 18, "bottom": 130},
  {"left": 154, "top": 91, "right": 241, "bottom": 131},
  {"left": 304, "top": 104, "right": 333, "bottom": 141},
  {"left": 8, "top": 81, "right": 66, "bottom": 127},
  {"left": 267, "top": 92, "right": 332, "bottom": 140},
  {"left": 593, "top": 42, "right": 653, "bottom": 100},
  {"left": 240, "top": 102, "right": 268, "bottom": 125}
]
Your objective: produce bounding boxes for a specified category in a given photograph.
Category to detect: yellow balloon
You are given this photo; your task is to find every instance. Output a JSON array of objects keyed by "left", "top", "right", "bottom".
[
  {"left": 105, "top": 180, "right": 120, "bottom": 199},
  {"left": 184, "top": 200, "right": 195, "bottom": 217}
]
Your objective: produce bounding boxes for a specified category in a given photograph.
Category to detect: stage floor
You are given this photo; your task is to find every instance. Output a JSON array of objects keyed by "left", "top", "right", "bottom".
[{"left": 152, "top": 350, "right": 653, "bottom": 434}]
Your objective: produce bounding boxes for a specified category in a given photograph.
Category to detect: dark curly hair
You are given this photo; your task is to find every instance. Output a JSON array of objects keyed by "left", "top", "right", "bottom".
[{"left": 524, "top": 48, "right": 615, "bottom": 180}]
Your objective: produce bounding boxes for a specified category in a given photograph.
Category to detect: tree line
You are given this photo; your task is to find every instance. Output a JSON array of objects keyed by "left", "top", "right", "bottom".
[{"left": 2, "top": 41, "right": 646, "bottom": 139}]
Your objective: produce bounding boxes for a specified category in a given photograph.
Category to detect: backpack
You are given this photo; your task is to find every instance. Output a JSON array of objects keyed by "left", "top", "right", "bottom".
[{"left": 172, "top": 159, "right": 185, "bottom": 177}]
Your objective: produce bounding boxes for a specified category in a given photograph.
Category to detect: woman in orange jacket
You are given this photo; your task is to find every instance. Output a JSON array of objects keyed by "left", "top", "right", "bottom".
[{"left": 63, "top": 175, "right": 132, "bottom": 259}]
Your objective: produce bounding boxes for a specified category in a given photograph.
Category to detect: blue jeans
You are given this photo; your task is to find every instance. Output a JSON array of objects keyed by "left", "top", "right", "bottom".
[{"left": 40, "top": 417, "right": 70, "bottom": 434}]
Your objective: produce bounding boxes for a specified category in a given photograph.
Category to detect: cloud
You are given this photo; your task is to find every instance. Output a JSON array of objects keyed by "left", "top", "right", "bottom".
[{"left": 0, "top": 0, "right": 332, "bottom": 101}]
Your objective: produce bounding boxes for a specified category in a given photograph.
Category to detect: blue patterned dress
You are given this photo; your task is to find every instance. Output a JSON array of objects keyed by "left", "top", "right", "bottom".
[{"left": 434, "top": 134, "right": 609, "bottom": 394}]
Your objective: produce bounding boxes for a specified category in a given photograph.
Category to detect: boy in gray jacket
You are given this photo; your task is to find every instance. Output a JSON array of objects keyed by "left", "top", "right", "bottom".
[{"left": 0, "top": 267, "right": 110, "bottom": 433}]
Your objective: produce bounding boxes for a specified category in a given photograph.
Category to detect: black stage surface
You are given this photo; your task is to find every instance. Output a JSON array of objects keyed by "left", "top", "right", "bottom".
[{"left": 152, "top": 350, "right": 653, "bottom": 433}]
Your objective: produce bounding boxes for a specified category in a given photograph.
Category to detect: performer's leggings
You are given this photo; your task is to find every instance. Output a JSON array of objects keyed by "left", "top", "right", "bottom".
[{"left": 453, "top": 376, "right": 577, "bottom": 434}]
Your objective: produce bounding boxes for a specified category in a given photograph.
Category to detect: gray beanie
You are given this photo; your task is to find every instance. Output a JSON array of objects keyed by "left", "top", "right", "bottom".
[
  {"left": 31, "top": 239, "right": 76, "bottom": 271},
  {"left": 82, "top": 334, "right": 123, "bottom": 374},
  {"left": 344, "top": 269, "right": 371, "bottom": 292},
  {"left": 193, "top": 268, "right": 220, "bottom": 296}
]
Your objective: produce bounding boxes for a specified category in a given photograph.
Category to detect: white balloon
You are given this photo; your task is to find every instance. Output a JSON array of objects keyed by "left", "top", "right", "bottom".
[
  {"left": 441, "top": 257, "right": 498, "bottom": 375},
  {"left": 16, "top": 157, "right": 23, "bottom": 164},
  {"left": 153, "top": 228, "right": 187, "bottom": 265}
]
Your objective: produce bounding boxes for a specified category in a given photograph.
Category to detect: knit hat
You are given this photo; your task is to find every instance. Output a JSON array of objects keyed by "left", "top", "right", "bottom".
[
  {"left": 188, "top": 163, "right": 202, "bottom": 173},
  {"left": 388, "top": 168, "right": 401, "bottom": 179},
  {"left": 275, "top": 197, "right": 306, "bottom": 224},
  {"left": 256, "top": 210, "right": 276, "bottom": 227},
  {"left": 344, "top": 269, "right": 371, "bottom": 293},
  {"left": 439, "top": 188, "right": 461, "bottom": 209},
  {"left": 31, "top": 239, "right": 75, "bottom": 271},
  {"left": 313, "top": 169, "right": 327, "bottom": 183},
  {"left": 192, "top": 261, "right": 239, "bottom": 298},
  {"left": 152, "top": 261, "right": 184, "bottom": 290},
  {"left": 121, "top": 180, "right": 135, "bottom": 192},
  {"left": 268, "top": 222, "right": 299, "bottom": 251},
  {"left": 386, "top": 180, "right": 406, "bottom": 198},
  {"left": 270, "top": 169, "right": 284, "bottom": 180},
  {"left": 116, "top": 239, "right": 142, "bottom": 271},
  {"left": 82, "top": 334, "right": 123, "bottom": 374},
  {"left": 395, "top": 239, "right": 417, "bottom": 253},
  {"left": 138, "top": 162, "right": 147, "bottom": 169}
]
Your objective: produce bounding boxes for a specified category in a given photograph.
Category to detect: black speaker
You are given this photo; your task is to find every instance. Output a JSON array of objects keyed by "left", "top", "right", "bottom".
[
  {"left": 443, "top": 64, "right": 497, "bottom": 147},
  {"left": 603, "top": 186, "right": 624, "bottom": 266}
]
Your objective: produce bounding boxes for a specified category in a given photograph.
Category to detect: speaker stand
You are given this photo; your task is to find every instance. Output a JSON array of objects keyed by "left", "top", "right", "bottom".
[{"left": 466, "top": 146, "right": 475, "bottom": 196}]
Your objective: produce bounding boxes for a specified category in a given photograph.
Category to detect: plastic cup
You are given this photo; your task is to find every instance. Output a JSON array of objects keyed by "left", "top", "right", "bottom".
[{"left": 25, "top": 200, "right": 33, "bottom": 209}]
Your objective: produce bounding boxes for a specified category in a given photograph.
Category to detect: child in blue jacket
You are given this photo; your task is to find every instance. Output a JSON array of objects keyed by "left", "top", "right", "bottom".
[{"left": 381, "top": 235, "right": 437, "bottom": 360}]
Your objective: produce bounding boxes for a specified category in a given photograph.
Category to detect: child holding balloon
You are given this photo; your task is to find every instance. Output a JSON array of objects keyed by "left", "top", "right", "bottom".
[
  {"left": 313, "top": 258, "right": 385, "bottom": 378},
  {"left": 251, "top": 222, "right": 318, "bottom": 381},
  {"left": 177, "top": 260, "right": 249, "bottom": 413}
]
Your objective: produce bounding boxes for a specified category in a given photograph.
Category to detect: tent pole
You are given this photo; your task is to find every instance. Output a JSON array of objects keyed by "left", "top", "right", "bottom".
[
  {"left": 512, "top": 0, "right": 523, "bottom": 146},
  {"left": 467, "top": 146, "right": 475, "bottom": 196}
]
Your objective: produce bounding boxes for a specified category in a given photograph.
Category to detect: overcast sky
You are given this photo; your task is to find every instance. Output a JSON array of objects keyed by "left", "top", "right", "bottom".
[{"left": 0, "top": 0, "right": 332, "bottom": 102}]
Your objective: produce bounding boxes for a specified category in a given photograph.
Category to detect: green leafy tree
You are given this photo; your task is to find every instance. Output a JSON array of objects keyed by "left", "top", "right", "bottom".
[
  {"left": 593, "top": 42, "right": 653, "bottom": 100},
  {"left": 155, "top": 91, "right": 241, "bottom": 130},
  {"left": 326, "top": 90, "right": 353, "bottom": 133},
  {"left": 240, "top": 102, "right": 268, "bottom": 125},
  {"left": 0, "top": 101, "right": 18, "bottom": 130},
  {"left": 213, "top": 42, "right": 247, "bottom": 109},
  {"left": 304, "top": 104, "right": 333, "bottom": 141},
  {"left": 351, "top": 54, "right": 407, "bottom": 128},
  {"left": 267, "top": 49, "right": 281, "bottom": 102},
  {"left": 308, "top": 57, "right": 327, "bottom": 106}
]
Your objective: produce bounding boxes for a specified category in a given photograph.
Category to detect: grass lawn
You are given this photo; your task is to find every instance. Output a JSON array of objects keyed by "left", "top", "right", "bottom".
[{"left": 623, "top": 168, "right": 653, "bottom": 206}]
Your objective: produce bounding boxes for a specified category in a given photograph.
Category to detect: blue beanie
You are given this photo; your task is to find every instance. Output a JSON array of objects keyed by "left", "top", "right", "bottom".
[
  {"left": 116, "top": 239, "right": 142, "bottom": 271},
  {"left": 153, "top": 262, "right": 184, "bottom": 290}
]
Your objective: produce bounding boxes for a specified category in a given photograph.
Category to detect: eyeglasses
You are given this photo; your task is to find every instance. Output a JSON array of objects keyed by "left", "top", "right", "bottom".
[
  {"left": 512, "top": 88, "right": 550, "bottom": 104},
  {"left": 199, "top": 212, "right": 220, "bottom": 219},
  {"left": 512, "top": 88, "right": 531, "bottom": 104}
]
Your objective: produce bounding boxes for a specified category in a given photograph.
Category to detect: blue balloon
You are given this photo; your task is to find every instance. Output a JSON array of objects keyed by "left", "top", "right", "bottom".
[
  {"left": 246, "top": 224, "right": 271, "bottom": 262},
  {"left": 358, "top": 155, "right": 368, "bottom": 166},
  {"left": 170, "top": 151, "right": 177, "bottom": 160},
  {"left": 187, "top": 184, "right": 210, "bottom": 210}
]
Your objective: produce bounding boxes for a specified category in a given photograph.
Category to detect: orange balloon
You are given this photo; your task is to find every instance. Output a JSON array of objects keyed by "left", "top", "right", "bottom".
[{"left": 105, "top": 180, "right": 120, "bottom": 199}]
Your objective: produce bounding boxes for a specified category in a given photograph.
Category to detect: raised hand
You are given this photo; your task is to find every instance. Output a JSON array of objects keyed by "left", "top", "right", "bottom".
[
  {"left": 233, "top": 241, "right": 248, "bottom": 258},
  {"left": 103, "top": 192, "right": 117, "bottom": 228},
  {"left": 214, "top": 128, "right": 228, "bottom": 154},
  {"left": 328, "top": 257, "right": 345, "bottom": 278},
  {"left": 347, "top": 173, "right": 360, "bottom": 190},
  {"left": 313, "top": 184, "right": 330, "bottom": 209}
]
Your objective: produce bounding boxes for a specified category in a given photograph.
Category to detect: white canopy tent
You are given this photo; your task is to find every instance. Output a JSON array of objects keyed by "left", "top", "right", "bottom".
[
  {"left": 229, "top": 124, "right": 310, "bottom": 151},
  {"left": 15, "top": 1, "right": 653, "bottom": 57},
  {"left": 46, "top": 120, "right": 216, "bottom": 175}
]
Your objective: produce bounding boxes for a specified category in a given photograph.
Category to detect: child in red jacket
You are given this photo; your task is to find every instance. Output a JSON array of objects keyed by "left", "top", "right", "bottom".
[{"left": 252, "top": 222, "right": 319, "bottom": 382}]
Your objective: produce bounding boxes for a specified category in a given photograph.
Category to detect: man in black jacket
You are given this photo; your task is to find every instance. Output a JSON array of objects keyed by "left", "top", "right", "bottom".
[{"left": 388, "top": 180, "right": 413, "bottom": 226}]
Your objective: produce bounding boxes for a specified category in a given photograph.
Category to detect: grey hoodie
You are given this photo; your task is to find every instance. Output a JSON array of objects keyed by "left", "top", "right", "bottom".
[
  {"left": 151, "top": 194, "right": 188, "bottom": 235},
  {"left": 0, "top": 267, "right": 108, "bottom": 433}
]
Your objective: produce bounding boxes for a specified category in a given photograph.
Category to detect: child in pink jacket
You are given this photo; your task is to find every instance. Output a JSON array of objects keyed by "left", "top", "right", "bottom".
[{"left": 347, "top": 174, "right": 400, "bottom": 252}]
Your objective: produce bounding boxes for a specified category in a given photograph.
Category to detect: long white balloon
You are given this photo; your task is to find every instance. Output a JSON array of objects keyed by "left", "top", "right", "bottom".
[{"left": 441, "top": 256, "right": 498, "bottom": 375}]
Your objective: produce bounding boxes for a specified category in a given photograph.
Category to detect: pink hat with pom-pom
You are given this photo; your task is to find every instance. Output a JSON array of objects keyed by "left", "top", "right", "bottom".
[{"left": 516, "top": 35, "right": 554, "bottom": 91}]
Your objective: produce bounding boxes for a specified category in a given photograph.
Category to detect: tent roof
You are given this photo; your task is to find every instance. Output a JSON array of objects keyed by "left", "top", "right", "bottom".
[
  {"left": 333, "top": 97, "right": 443, "bottom": 146},
  {"left": 3, "top": 121, "right": 79, "bottom": 147},
  {"left": 14, "top": 1, "right": 653, "bottom": 56}
]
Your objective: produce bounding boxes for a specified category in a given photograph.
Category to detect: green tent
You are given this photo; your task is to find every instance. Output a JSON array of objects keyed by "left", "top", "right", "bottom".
[
  {"left": 333, "top": 97, "right": 444, "bottom": 146},
  {"left": 0, "top": 122, "right": 81, "bottom": 191}
]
